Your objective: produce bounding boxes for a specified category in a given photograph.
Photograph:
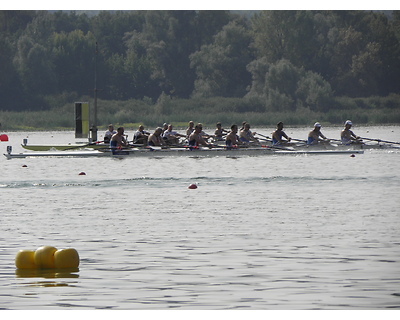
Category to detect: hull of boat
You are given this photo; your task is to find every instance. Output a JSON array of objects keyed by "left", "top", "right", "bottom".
[
  {"left": 21, "top": 143, "right": 108, "bottom": 151},
  {"left": 4, "top": 147, "right": 364, "bottom": 159}
]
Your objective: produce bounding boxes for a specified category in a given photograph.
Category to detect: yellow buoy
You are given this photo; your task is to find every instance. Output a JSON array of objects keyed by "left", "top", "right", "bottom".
[
  {"left": 34, "top": 246, "right": 57, "bottom": 268},
  {"left": 15, "top": 250, "right": 37, "bottom": 269},
  {"left": 54, "top": 248, "right": 80, "bottom": 268}
]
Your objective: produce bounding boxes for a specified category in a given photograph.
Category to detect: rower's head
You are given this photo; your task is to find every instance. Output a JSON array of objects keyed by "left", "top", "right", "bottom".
[
  {"left": 189, "top": 121, "right": 194, "bottom": 127},
  {"left": 139, "top": 125, "right": 144, "bottom": 131},
  {"left": 345, "top": 120, "right": 352, "bottom": 128},
  {"left": 314, "top": 122, "right": 321, "bottom": 130},
  {"left": 163, "top": 123, "right": 168, "bottom": 129},
  {"left": 277, "top": 122, "right": 284, "bottom": 129},
  {"left": 168, "top": 124, "right": 173, "bottom": 131},
  {"left": 231, "top": 124, "right": 238, "bottom": 133},
  {"left": 155, "top": 127, "right": 163, "bottom": 135},
  {"left": 108, "top": 124, "right": 114, "bottom": 131},
  {"left": 216, "top": 122, "right": 222, "bottom": 128},
  {"left": 244, "top": 123, "right": 250, "bottom": 130},
  {"left": 117, "top": 127, "right": 124, "bottom": 134},
  {"left": 195, "top": 124, "right": 203, "bottom": 133}
]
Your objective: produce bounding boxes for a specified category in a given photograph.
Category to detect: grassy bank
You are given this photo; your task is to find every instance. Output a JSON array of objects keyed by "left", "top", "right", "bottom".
[{"left": 1, "top": 95, "right": 400, "bottom": 131}]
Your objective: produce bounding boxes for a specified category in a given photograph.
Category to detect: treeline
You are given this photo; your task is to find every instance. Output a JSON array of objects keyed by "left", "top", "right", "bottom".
[{"left": 1, "top": 10, "right": 400, "bottom": 118}]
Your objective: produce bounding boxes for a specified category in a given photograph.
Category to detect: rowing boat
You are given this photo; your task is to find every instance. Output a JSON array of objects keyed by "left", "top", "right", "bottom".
[
  {"left": 20, "top": 141, "right": 108, "bottom": 151},
  {"left": 4, "top": 145, "right": 364, "bottom": 159}
]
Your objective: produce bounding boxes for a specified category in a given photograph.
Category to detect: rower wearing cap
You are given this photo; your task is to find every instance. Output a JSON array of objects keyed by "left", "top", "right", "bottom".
[
  {"left": 341, "top": 120, "right": 363, "bottom": 145},
  {"left": 272, "top": 122, "right": 291, "bottom": 145},
  {"left": 307, "top": 122, "right": 329, "bottom": 145}
]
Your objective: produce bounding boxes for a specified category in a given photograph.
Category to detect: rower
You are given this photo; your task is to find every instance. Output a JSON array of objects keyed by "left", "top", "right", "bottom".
[
  {"left": 186, "top": 121, "right": 195, "bottom": 138},
  {"left": 188, "top": 124, "right": 212, "bottom": 149},
  {"left": 198, "top": 123, "right": 211, "bottom": 141},
  {"left": 162, "top": 124, "right": 186, "bottom": 145},
  {"left": 162, "top": 123, "right": 168, "bottom": 135},
  {"left": 104, "top": 124, "right": 116, "bottom": 143},
  {"left": 214, "top": 122, "right": 228, "bottom": 141},
  {"left": 148, "top": 127, "right": 165, "bottom": 146},
  {"left": 133, "top": 125, "right": 150, "bottom": 145},
  {"left": 225, "top": 124, "right": 242, "bottom": 149},
  {"left": 272, "top": 122, "right": 291, "bottom": 145},
  {"left": 341, "top": 120, "right": 363, "bottom": 145},
  {"left": 110, "top": 127, "right": 128, "bottom": 154},
  {"left": 307, "top": 122, "right": 329, "bottom": 145},
  {"left": 239, "top": 123, "right": 259, "bottom": 145}
]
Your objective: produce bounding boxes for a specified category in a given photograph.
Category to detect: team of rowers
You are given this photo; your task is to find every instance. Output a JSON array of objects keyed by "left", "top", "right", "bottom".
[{"left": 104, "top": 119, "right": 363, "bottom": 150}]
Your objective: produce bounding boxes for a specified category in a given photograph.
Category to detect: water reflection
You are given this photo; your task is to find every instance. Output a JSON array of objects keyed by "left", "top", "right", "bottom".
[{"left": 15, "top": 268, "right": 79, "bottom": 279}]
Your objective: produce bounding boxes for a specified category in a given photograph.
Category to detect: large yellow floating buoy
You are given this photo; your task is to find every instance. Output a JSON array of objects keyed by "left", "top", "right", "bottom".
[
  {"left": 34, "top": 246, "right": 58, "bottom": 268},
  {"left": 15, "top": 250, "right": 36, "bottom": 269},
  {"left": 15, "top": 246, "right": 79, "bottom": 269},
  {"left": 54, "top": 248, "right": 80, "bottom": 268}
]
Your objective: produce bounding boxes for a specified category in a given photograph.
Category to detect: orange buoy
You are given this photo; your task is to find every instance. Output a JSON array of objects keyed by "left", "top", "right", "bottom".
[
  {"left": 79, "top": 172, "right": 86, "bottom": 175},
  {"left": 188, "top": 184, "right": 197, "bottom": 189}
]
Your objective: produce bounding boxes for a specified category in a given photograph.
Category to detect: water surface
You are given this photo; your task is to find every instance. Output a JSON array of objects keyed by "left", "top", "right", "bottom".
[{"left": 0, "top": 127, "right": 399, "bottom": 310}]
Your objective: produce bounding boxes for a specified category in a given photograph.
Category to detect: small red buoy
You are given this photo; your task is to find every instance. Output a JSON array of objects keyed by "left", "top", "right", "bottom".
[
  {"left": 350, "top": 154, "right": 356, "bottom": 158},
  {"left": 188, "top": 183, "right": 197, "bottom": 189},
  {"left": 79, "top": 172, "right": 86, "bottom": 175},
  {"left": 22, "top": 164, "right": 28, "bottom": 167},
  {"left": 0, "top": 134, "right": 8, "bottom": 142}
]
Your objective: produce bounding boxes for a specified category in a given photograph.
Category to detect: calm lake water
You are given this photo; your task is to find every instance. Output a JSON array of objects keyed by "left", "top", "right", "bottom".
[{"left": 0, "top": 126, "right": 399, "bottom": 311}]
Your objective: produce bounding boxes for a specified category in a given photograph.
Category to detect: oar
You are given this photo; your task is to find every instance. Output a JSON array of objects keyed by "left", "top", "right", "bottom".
[
  {"left": 291, "top": 138, "right": 307, "bottom": 143},
  {"left": 360, "top": 137, "right": 400, "bottom": 145},
  {"left": 255, "top": 133, "right": 271, "bottom": 140}
]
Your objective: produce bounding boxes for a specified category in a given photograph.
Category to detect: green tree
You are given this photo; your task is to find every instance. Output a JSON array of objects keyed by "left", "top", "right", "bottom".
[
  {"left": 247, "top": 58, "right": 333, "bottom": 112},
  {"left": 190, "top": 20, "right": 254, "bottom": 98},
  {"left": 51, "top": 30, "right": 97, "bottom": 95},
  {"left": 0, "top": 34, "right": 25, "bottom": 110},
  {"left": 265, "top": 59, "right": 302, "bottom": 111},
  {"left": 13, "top": 34, "right": 57, "bottom": 96},
  {"left": 296, "top": 71, "right": 333, "bottom": 112}
]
